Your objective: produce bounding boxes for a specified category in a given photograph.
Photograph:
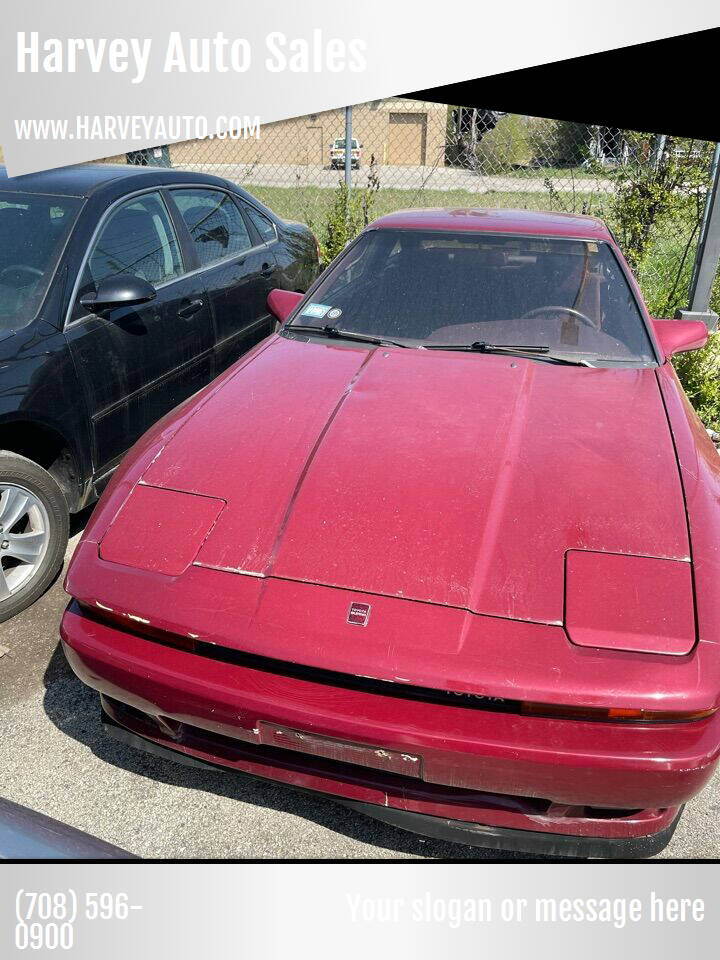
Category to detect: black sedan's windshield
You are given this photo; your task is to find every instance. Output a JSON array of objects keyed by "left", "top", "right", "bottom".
[
  {"left": 0, "top": 192, "right": 83, "bottom": 331},
  {"left": 288, "top": 229, "right": 655, "bottom": 364}
]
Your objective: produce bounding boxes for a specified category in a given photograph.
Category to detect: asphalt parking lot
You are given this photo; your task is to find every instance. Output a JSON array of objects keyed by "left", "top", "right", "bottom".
[{"left": 1, "top": 518, "right": 718, "bottom": 860}]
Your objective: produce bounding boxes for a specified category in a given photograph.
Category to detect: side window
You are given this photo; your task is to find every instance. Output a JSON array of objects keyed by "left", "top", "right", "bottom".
[
  {"left": 76, "top": 192, "right": 182, "bottom": 315},
  {"left": 244, "top": 205, "right": 277, "bottom": 243},
  {"left": 171, "top": 189, "right": 252, "bottom": 267}
]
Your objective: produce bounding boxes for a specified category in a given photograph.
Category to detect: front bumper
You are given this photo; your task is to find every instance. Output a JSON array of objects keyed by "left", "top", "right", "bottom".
[
  {"left": 61, "top": 602, "right": 720, "bottom": 857},
  {"left": 100, "top": 706, "right": 682, "bottom": 859}
]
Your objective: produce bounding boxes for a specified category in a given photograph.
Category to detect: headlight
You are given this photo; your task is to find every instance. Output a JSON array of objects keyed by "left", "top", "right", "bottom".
[{"left": 565, "top": 549, "right": 695, "bottom": 656}]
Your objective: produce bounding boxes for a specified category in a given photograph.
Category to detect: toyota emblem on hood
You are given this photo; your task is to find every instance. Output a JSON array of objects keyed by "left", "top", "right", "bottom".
[{"left": 347, "top": 602, "right": 371, "bottom": 626}]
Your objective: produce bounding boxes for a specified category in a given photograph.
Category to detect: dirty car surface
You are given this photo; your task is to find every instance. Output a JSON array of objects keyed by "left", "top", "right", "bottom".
[{"left": 61, "top": 208, "right": 720, "bottom": 859}]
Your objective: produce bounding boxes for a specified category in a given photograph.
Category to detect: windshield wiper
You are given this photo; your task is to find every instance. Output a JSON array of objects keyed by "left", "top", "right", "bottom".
[
  {"left": 423, "top": 341, "right": 549, "bottom": 353},
  {"left": 286, "top": 324, "right": 410, "bottom": 348},
  {"left": 422, "top": 341, "right": 593, "bottom": 366}
]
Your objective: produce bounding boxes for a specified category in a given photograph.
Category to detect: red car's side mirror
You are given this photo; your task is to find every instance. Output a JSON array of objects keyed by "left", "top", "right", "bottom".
[
  {"left": 267, "top": 289, "right": 303, "bottom": 325},
  {"left": 650, "top": 318, "right": 708, "bottom": 360}
]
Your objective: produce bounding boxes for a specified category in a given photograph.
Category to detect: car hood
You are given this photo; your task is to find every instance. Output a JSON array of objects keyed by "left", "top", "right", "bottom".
[{"left": 137, "top": 335, "right": 689, "bottom": 625}]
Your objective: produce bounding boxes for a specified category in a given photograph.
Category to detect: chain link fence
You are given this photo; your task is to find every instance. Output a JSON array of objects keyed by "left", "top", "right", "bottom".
[{"left": 102, "top": 98, "right": 719, "bottom": 316}]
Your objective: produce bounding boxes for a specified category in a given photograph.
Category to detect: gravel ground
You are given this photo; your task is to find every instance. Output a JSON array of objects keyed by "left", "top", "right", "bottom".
[{"left": 1, "top": 522, "right": 718, "bottom": 860}]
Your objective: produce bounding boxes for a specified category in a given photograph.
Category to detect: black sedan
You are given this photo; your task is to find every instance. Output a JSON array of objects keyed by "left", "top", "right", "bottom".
[{"left": 0, "top": 164, "right": 321, "bottom": 620}]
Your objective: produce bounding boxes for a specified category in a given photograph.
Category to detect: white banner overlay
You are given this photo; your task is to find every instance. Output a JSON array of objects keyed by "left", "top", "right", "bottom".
[
  {"left": 1, "top": 864, "right": 717, "bottom": 958},
  {"left": 0, "top": 0, "right": 719, "bottom": 175}
]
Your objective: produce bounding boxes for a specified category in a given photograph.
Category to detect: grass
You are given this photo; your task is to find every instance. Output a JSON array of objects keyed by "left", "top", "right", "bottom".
[{"left": 245, "top": 183, "right": 612, "bottom": 226}]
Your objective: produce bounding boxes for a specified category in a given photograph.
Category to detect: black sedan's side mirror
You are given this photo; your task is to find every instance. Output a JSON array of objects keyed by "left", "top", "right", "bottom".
[{"left": 80, "top": 274, "right": 156, "bottom": 313}]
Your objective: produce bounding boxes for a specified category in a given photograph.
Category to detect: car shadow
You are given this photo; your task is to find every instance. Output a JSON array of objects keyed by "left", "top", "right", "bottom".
[
  {"left": 69, "top": 504, "right": 96, "bottom": 538},
  {"left": 42, "top": 642, "right": 579, "bottom": 862}
]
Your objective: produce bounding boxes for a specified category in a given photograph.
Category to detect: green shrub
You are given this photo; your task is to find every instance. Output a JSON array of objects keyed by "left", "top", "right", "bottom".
[
  {"left": 545, "top": 120, "right": 590, "bottom": 166},
  {"left": 475, "top": 115, "right": 535, "bottom": 168},
  {"left": 608, "top": 136, "right": 711, "bottom": 276},
  {"left": 672, "top": 334, "right": 720, "bottom": 432},
  {"left": 605, "top": 134, "right": 720, "bottom": 430},
  {"left": 306, "top": 159, "right": 380, "bottom": 267}
]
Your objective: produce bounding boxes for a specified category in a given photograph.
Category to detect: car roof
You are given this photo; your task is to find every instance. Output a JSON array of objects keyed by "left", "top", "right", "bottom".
[
  {"left": 370, "top": 207, "right": 613, "bottom": 242},
  {"left": 0, "top": 164, "right": 233, "bottom": 199}
]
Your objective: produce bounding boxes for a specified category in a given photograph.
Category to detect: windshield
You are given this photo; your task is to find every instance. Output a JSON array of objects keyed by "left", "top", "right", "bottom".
[
  {"left": 288, "top": 229, "right": 655, "bottom": 364},
  {"left": 333, "top": 139, "right": 358, "bottom": 149},
  {"left": 0, "top": 192, "right": 83, "bottom": 332}
]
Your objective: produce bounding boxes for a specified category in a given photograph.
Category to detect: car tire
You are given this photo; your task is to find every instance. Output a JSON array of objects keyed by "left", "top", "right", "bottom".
[{"left": 0, "top": 452, "right": 69, "bottom": 623}]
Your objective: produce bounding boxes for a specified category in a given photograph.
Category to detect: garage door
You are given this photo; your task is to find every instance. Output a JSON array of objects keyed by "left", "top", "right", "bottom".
[{"left": 388, "top": 113, "right": 427, "bottom": 165}]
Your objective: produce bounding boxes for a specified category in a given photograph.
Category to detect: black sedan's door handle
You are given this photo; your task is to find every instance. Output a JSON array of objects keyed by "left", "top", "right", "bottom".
[
  {"left": 177, "top": 298, "right": 204, "bottom": 320},
  {"left": 261, "top": 262, "right": 275, "bottom": 278}
]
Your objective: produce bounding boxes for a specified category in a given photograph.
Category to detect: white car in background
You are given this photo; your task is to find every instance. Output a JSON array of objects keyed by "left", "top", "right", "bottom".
[{"left": 329, "top": 138, "right": 361, "bottom": 169}]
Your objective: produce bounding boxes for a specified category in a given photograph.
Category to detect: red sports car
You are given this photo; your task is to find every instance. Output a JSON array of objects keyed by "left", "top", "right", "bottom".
[{"left": 61, "top": 208, "right": 720, "bottom": 858}]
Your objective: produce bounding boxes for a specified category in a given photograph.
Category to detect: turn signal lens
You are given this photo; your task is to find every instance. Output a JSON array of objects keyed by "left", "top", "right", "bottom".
[
  {"left": 78, "top": 601, "right": 197, "bottom": 652},
  {"left": 520, "top": 701, "right": 716, "bottom": 723}
]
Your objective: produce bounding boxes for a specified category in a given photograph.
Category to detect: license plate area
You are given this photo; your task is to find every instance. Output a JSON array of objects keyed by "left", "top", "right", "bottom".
[{"left": 257, "top": 723, "right": 422, "bottom": 779}]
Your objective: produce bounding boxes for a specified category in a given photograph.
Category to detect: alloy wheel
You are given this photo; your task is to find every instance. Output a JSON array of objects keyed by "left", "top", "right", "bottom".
[{"left": 0, "top": 483, "right": 50, "bottom": 600}]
